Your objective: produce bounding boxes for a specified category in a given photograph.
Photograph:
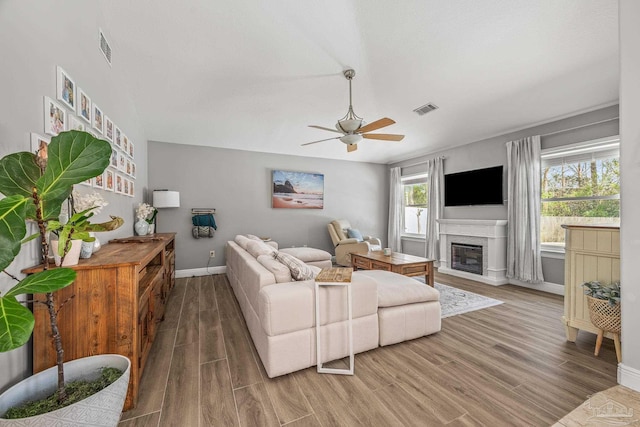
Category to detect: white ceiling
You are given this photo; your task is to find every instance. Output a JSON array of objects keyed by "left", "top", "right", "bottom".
[{"left": 100, "top": 0, "right": 619, "bottom": 164}]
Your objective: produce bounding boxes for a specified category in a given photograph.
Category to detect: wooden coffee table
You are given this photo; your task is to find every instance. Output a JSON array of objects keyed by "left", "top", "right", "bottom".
[{"left": 351, "top": 251, "right": 435, "bottom": 287}]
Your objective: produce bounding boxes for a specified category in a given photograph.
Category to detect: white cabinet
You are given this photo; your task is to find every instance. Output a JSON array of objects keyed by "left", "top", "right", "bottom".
[{"left": 562, "top": 224, "right": 620, "bottom": 341}]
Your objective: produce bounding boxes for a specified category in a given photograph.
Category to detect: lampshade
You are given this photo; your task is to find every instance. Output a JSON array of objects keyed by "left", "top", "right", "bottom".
[{"left": 153, "top": 190, "right": 180, "bottom": 208}]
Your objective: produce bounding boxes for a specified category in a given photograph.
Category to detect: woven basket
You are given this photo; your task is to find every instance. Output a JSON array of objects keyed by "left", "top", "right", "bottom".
[{"left": 586, "top": 295, "right": 621, "bottom": 333}]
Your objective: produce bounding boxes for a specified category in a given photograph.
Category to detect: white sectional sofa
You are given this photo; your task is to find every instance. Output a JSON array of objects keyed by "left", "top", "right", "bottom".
[{"left": 225, "top": 235, "right": 441, "bottom": 378}]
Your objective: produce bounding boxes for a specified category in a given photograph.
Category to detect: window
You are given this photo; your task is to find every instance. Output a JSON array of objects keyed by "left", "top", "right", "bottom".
[
  {"left": 402, "top": 173, "right": 428, "bottom": 237},
  {"left": 540, "top": 137, "right": 620, "bottom": 251}
]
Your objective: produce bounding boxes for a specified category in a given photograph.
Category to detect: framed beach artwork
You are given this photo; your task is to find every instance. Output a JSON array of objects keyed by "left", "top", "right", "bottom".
[
  {"left": 104, "top": 116, "right": 113, "bottom": 142},
  {"left": 93, "top": 172, "right": 104, "bottom": 189},
  {"left": 30, "top": 133, "right": 50, "bottom": 164},
  {"left": 44, "top": 96, "right": 66, "bottom": 136},
  {"left": 92, "top": 103, "right": 104, "bottom": 134},
  {"left": 56, "top": 66, "right": 75, "bottom": 111},
  {"left": 77, "top": 88, "right": 91, "bottom": 123},
  {"left": 68, "top": 115, "right": 85, "bottom": 131},
  {"left": 105, "top": 169, "right": 114, "bottom": 192},
  {"left": 272, "top": 170, "right": 324, "bottom": 209}
]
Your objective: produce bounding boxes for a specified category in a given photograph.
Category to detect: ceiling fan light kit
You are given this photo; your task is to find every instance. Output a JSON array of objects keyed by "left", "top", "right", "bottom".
[{"left": 304, "top": 68, "right": 405, "bottom": 152}]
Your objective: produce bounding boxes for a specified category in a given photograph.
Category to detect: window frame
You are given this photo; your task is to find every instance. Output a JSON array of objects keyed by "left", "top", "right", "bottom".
[
  {"left": 540, "top": 136, "right": 620, "bottom": 253},
  {"left": 401, "top": 172, "right": 429, "bottom": 239}
]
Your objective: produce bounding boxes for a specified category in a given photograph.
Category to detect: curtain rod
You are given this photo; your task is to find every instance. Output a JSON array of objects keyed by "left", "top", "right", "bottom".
[
  {"left": 540, "top": 117, "right": 618, "bottom": 137},
  {"left": 395, "top": 155, "right": 446, "bottom": 170}
]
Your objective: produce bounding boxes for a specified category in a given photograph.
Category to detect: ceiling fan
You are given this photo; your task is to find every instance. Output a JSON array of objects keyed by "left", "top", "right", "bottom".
[{"left": 302, "top": 69, "right": 404, "bottom": 153}]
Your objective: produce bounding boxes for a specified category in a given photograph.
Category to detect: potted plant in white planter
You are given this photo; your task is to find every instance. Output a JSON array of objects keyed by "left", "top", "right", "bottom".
[{"left": 0, "top": 130, "right": 129, "bottom": 426}]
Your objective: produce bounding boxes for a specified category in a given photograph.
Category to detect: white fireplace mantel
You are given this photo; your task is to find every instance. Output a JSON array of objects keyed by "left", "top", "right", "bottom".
[{"left": 437, "top": 219, "right": 508, "bottom": 286}]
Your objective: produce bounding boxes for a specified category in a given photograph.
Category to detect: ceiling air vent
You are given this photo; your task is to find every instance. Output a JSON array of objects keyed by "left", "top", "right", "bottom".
[
  {"left": 413, "top": 102, "right": 439, "bottom": 116},
  {"left": 99, "top": 29, "right": 112, "bottom": 66}
]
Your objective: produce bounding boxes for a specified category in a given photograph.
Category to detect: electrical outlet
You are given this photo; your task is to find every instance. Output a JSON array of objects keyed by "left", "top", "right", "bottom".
[{"left": 209, "top": 250, "right": 215, "bottom": 258}]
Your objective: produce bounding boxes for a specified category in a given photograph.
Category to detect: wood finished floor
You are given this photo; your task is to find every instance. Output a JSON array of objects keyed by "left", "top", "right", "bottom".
[{"left": 119, "top": 271, "right": 618, "bottom": 427}]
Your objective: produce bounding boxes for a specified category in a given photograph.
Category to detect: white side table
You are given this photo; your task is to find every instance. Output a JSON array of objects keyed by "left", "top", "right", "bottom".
[{"left": 315, "top": 267, "right": 354, "bottom": 375}]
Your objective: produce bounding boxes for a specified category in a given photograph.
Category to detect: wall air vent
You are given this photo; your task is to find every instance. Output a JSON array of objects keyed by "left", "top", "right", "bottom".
[
  {"left": 99, "top": 29, "right": 112, "bottom": 66},
  {"left": 413, "top": 102, "right": 439, "bottom": 116}
]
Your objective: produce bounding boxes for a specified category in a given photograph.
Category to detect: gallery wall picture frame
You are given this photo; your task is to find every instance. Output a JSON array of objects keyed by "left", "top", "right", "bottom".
[
  {"left": 129, "top": 180, "right": 134, "bottom": 197},
  {"left": 271, "top": 170, "right": 324, "bottom": 209},
  {"left": 30, "top": 133, "right": 50, "bottom": 164},
  {"left": 93, "top": 172, "right": 105, "bottom": 189},
  {"left": 105, "top": 169, "right": 115, "bottom": 192},
  {"left": 93, "top": 103, "right": 104, "bottom": 134},
  {"left": 131, "top": 162, "right": 136, "bottom": 178},
  {"left": 77, "top": 88, "right": 91, "bottom": 123},
  {"left": 80, "top": 177, "right": 92, "bottom": 186},
  {"left": 110, "top": 149, "right": 118, "bottom": 168},
  {"left": 44, "top": 96, "right": 66, "bottom": 136},
  {"left": 56, "top": 66, "right": 76, "bottom": 111},
  {"left": 128, "top": 140, "right": 134, "bottom": 158},
  {"left": 115, "top": 173, "right": 123, "bottom": 194},
  {"left": 115, "top": 126, "right": 122, "bottom": 147},
  {"left": 118, "top": 152, "right": 126, "bottom": 172},
  {"left": 68, "top": 115, "right": 85, "bottom": 131},
  {"left": 126, "top": 158, "right": 132, "bottom": 176},
  {"left": 123, "top": 178, "right": 129, "bottom": 196},
  {"left": 104, "top": 116, "right": 114, "bottom": 142},
  {"left": 122, "top": 133, "right": 128, "bottom": 154}
]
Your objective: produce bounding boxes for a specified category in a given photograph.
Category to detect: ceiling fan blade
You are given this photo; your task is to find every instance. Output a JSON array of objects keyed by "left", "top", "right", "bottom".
[
  {"left": 308, "top": 125, "right": 343, "bottom": 134},
  {"left": 356, "top": 117, "right": 395, "bottom": 134},
  {"left": 347, "top": 144, "right": 358, "bottom": 152},
  {"left": 301, "top": 136, "right": 341, "bottom": 146},
  {"left": 362, "top": 133, "right": 405, "bottom": 141}
]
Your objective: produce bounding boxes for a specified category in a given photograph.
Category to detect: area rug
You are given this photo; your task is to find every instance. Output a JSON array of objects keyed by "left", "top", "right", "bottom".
[{"left": 414, "top": 277, "right": 504, "bottom": 318}]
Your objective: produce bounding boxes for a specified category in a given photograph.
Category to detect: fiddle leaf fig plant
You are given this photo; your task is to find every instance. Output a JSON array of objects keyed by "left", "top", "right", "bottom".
[{"left": 0, "top": 130, "right": 112, "bottom": 404}]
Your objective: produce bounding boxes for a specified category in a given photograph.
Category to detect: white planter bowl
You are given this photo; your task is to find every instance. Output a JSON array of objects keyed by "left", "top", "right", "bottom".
[
  {"left": 50, "top": 239, "right": 82, "bottom": 267},
  {"left": 0, "top": 354, "right": 131, "bottom": 426}
]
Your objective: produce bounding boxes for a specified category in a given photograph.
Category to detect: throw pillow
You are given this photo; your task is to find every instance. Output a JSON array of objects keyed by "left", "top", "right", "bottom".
[
  {"left": 234, "top": 234, "right": 251, "bottom": 250},
  {"left": 274, "top": 251, "right": 315, "bottom": 281},
  {"left": 246, "top": 240, "right": 276, "bottom": 258},
  {"left": 257, "top": 255, "right": 293, "bottom": 283},
  {"left": 246, "top": 234, "right": 262, "bottom": 241},
  {"left": 347, "top": 228, "right": 364, "bottom": 242}
]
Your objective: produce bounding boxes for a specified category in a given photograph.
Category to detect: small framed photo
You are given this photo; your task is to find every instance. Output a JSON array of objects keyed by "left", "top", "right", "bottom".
[
  {"left": 123, "top": 178, "right": 130, "bottom": 196},
  {"left": 68, "top": 115, "right": 85, "bottom": 131},
  {"left": 30, "top": 133, "right": 50, "bottom": 163},
  {"left": 93, "top": 172, "right": 104, "bottom": 189},
  {"left": 104, "top": 116, "right": 114, "bottom": 142},
  {"left": 92, "top": 104, "right": 104, "bottom": 134},
  {"left": 115, "top": 173, "right": 124, "bottom": 194},
  {"left": 115, "top": 127, "right": 122, "bottom": 147},
  {"left": 128, "top": 140, "right": 134, "bottom": 158},
  {"left": 80, "top": 177, "right": 92, "bottom": 186},
  {"left": 131, "top": 162, "right": 136, "bottom": 178},
  {"left": 110, "top": 149, "right": 118, "bottom": 168},
  {"left": 56, "top": 66, "right": 76, "bottom": 111},
  {"left": 77, "top": 88, "right": 91, "bottom": 123},
  {"left": 105, "top": 169, "right": 114, "bottom": 192},
  {"left": 121, "top": 133, "right": 128, "bottom": 154},
  {"left": 126, "top": 158, "right": 132, "bottom": 176},
  {"left": 129, "top": 180, "right": 134, "bottom": 197},
  {"left": 44, "top": 96, "right": 66, "bottom": 136},
  {"left": 118, "top": 152, "right": 126, "bottom": 172}
]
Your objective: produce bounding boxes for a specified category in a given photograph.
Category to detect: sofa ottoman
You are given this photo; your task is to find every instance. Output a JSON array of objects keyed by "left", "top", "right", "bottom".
[
  {"left": 280, "top": 247, "right": 332, "bottom": 269},
  {"left": 355, "top": 270, "right": 441, "bottom": 346}
]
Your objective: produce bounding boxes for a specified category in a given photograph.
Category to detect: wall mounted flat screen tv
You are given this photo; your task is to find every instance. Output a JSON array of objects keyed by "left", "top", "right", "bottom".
[{"left": 444, "top": 165, "right": 504, "bottom": 206}]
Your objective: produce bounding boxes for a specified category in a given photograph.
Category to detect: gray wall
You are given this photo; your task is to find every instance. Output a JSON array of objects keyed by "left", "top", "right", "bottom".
[
  {"left": 620, "top": 0, "right": 640, "bottom": 389},
  {"left": 391, "top": 105, "right": 619, "bottom": 286},
  {"left": 148, "top": 142, "right": 388, "bottom": 271},
  {"left": 0, "top": 1, "right": 147, "bottom": 392}
]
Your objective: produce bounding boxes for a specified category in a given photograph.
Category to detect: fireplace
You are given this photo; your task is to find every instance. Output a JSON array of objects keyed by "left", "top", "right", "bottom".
[{"left": 451, "top": 243, "right": 483, "bottom": 275}]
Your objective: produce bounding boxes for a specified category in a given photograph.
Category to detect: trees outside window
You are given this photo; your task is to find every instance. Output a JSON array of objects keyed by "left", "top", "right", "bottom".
[
  {"left": 541, "top": 138, "right": 620, "bottom": 249},
  {"left": 402, "top": 173, "right": 428, "bottom": 236}
]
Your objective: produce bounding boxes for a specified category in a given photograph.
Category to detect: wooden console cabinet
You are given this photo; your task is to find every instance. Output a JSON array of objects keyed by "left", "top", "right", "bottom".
[
  {"left": 562, "top": 224, "right": 619, "bottom": 342},
  {"left": 24, "top": 233, "right": 176, "bottom": 411}
]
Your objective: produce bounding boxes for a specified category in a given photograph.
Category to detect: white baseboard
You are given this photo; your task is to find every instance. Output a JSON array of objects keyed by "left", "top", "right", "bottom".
[
  {"left": 618, "top": 363, "right": 640, "bottom": 392},
  {"left": 508, "top": 279, "right": 564, "bottom": 296},
  {"left": 176, "top": 266, "right": 226, "bottom": 278}
]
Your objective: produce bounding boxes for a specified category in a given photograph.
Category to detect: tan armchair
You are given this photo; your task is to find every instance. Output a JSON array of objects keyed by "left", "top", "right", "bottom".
[{"left": 328, "top": 219, "right": 382, "bottom": 266}]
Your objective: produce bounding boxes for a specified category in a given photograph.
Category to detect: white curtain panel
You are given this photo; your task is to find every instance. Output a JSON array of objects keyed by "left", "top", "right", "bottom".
[
  {"left": 506, "top": 136, "right": 544, "bottom": 283},
  {"left": 425, "top": 157, "right": 444, "bottom": 261},
  {"left": 388, "top": 167, "right": 403, "bottom": 252}
]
